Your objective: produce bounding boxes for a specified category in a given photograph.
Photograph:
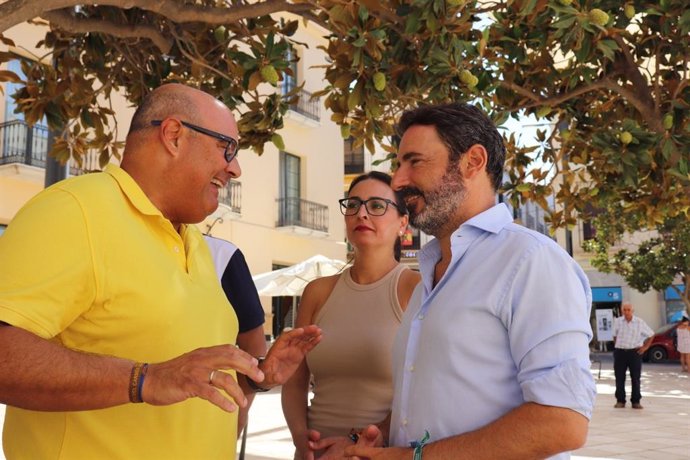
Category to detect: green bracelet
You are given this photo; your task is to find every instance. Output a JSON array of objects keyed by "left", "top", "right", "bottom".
[{"left": 410, "top": 430, "right": 430, "bottom": 460}]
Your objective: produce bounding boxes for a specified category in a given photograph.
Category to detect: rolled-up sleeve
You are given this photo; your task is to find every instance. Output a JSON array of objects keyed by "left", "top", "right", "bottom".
[
  {"left": 522, "top": 358, "right": 597, "bottom": 418},
  {"left": 503, "top": 241, "right": 596, "bottom": 419}
]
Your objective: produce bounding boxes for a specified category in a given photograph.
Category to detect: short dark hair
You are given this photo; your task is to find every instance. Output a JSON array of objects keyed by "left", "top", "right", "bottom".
[
  {"left": 397, "top": 103, "right": 506, "bottom": 190},
  {"left": 347, "top": 171, "right": 407, "bottom": 262}
]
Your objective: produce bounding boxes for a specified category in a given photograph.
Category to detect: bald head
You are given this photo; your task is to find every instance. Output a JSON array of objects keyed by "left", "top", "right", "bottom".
[
  {"left": 128, "top": 83, "right": 219, "bottom": 135},
  {"left": 120, "top": 83, "right": 240, "bottom": 228},
  {"left": 622, "top": 302, "right": 634, "bottom": 321}
]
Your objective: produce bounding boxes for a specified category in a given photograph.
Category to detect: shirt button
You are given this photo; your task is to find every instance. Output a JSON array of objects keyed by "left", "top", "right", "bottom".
[
  {"left": 403, "top": 419, "right": 408, "bottom": 426},
  {"left": 408, "top": 365, "right": 415, "bottom": 372},
  {"left": 418, "top": 314, "right": 424, "bottom": 320},
  {"left": 173, "top": 246, "right": 180, "bottom": 253}
]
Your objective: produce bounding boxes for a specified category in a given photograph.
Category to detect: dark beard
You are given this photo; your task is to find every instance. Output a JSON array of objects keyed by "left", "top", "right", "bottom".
[{"left": 399, "top": 167, "right": 466, "bottom": 237}]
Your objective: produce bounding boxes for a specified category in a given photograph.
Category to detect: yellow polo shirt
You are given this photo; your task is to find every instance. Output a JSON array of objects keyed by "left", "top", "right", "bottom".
[{"left": 0, "top": 164, "right": 238, "bottom": 459}]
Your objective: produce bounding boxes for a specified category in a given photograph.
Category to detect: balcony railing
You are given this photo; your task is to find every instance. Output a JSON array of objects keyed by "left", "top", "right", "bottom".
[
  {"left": 0, "top": 119, "right": 101, "bottom": 176},
  {"left": 0, "top": 119, "right": 49, "bottom": 168},
  {"left": 218, "top": 179, "right": 241, "bottom": 214},
  {"left": 276, "top": 197, "right": 328, "bottom": 233},
  {"left": 282, "top": 81, "right": 320, "bottom": 122},
  {"left": 344, "top": 137, "right": 365, "bottom": 175}
]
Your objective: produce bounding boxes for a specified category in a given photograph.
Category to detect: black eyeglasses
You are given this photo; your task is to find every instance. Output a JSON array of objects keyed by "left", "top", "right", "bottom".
[
  {"left": 151, "top": 120, "right": 239, "bottom": 164},
  {"left": 339, "top": 197, "right": 403, "bottom": 216}
]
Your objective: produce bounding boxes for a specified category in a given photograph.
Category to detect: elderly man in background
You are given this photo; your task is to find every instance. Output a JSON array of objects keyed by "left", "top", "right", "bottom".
[{"left": 612, "top": 301, "right": 654, "bottom": 409}]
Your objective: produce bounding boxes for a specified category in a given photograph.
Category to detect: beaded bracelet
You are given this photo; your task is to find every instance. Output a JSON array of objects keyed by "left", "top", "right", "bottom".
[
  {"left": 136, "top": 363, "right": 149, "bottom": 403},
  {"left": 128, "top": 362, "right": 147, "bottom": 403}
]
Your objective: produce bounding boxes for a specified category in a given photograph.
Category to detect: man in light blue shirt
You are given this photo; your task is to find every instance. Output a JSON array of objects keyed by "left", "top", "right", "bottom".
[{"left": 347, "top": 103, "right": 596, "bottom": 459}]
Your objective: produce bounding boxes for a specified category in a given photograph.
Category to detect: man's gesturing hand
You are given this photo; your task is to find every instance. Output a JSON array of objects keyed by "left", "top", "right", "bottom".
[{"left": 141, "top": 344, "right": 262, "bottom": 412}]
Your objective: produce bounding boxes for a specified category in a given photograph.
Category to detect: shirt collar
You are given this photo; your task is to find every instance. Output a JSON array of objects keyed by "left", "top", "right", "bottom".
[
  {"left": 456, "top": 202, "right": 513, "bottom": 236},
  {"left": 104, "top": 163, "right": 165, "bottom": 218},
  {"left": 419, "top": 203, "right": 513, "bottom": 266}
]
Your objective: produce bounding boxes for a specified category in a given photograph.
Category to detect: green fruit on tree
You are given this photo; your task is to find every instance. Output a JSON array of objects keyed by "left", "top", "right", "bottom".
[
  {"left": 372, "top": 72, "right": 386, "bottom": 91},
  {"left": 460, "top": 69, "right": 479, "bottom": 88},
  {"left": 340, "top": 124, "right": 351, "bottom": 139},
  {"left": 467, "top": 75, "right": 479, "bottom": 88},
  {"left": 368, "top": 103, "right": 383, "bottom": 118},
  {"left": 588, "top": 9, "right": 610, "bottom": 26},
  {"left": 271, "top": 133, "right": 285, "bottom": 151},
  {"left": 260, "top": 65, "right": 279, "bottom": 85},
  {"left": 213, "top": 26, "right": 227, "bottom": 44},
  {"left": 663, "top": 114, "right": 673, "bottom": 130},
  {"left": 558, "top": 0, "right": 572, "bottom": 5},
  {"left": 459, "top": 69, "right": 474, "bottom": 85},
  {"left": 620, "top": 131, "right": 633, "bottom": 145},
  {"left": 536, "top": 106, "right": 551, "bottom": 118},
  {"left": 446, "top": 0, "right": 466, "bottom": 7},
  {"left": 624, "top": 4, "right": 635, "bottom": 19}
]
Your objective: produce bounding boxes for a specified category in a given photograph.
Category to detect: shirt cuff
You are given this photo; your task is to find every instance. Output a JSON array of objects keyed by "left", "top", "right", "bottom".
[{"left": 521, "top": 358, "right": 596, "bottom": 419}]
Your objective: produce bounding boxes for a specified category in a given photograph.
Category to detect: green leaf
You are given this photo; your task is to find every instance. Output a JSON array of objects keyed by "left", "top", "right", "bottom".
[
  {"left": 353, "top": 36, "right": 366, "bottom": 47},
  {"left": 551, "top": 16, "right": 577, "bottom": 29},
  {"left": 661, "top": 138, "right": 675, "bottom": 160},
  {"left": 405, "top": 12, "right": 421, "bottom": 34},
  {"left": 520, "top": 0, "right": 538, "bottom": 16},
  {"left": 596, "top": 39, "right": 619, "bottom": 61}
]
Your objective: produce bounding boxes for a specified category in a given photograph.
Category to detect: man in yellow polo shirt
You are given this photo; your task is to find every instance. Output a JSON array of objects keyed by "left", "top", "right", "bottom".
[{"left": 0, "top": 83, "right": 321, "bottom": 459}]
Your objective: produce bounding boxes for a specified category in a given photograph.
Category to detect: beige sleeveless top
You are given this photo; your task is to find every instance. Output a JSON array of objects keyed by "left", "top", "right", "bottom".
[{"left": 305, "top": 264, "right": 407, "bottom": 438}]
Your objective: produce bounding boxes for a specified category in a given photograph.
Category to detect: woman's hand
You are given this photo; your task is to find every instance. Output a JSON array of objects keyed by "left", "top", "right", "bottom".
[{"left": 256, "top": 325, "right": 322, "bottom": 388}]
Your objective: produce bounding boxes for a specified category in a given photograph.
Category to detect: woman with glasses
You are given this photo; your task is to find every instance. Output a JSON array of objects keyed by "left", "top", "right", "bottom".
[{"left": 282, "top": 171, "right": 421, "bottom": 459}]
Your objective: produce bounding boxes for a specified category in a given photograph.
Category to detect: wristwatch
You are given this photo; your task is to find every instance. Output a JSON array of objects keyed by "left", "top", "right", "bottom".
[{"left": 246, "top": 357, "right": 270, "bottom": 393}]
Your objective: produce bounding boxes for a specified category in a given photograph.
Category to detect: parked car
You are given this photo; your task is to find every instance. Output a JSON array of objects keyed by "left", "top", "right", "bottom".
[{"left": 642, "top": 322, "right": 680, "bottom": 363}]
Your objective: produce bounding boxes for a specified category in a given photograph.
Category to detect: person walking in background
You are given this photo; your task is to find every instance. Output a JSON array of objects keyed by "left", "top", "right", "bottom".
[
  {"left": 205, "top": 234, "right": 268, "bottom": 435},
  {"left": 346, "top": 103, "right": 596, "bottom": 459},
  {"left": 282, "top": 171, "right": 420, "bottom": 459},
  {"left": 613, "top": 302, "right": 654, "bottom": 409},
  {"left": 0, "top": 83, "right": 321, "bottom": 459},
  {"left": 676, "top": 315, "right": 690, "bottom": 373}
]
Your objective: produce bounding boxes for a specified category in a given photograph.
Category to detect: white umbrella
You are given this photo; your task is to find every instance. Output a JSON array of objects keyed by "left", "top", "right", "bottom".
[
  {"left": 252, "top": 255, "right": 347, "bottom": 328},
  {"left": 252, "top": 255, "right": 347, "bottom": 297}
]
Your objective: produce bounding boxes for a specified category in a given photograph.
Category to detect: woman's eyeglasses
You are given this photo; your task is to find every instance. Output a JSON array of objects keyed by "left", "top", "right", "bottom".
[
  {"left": 151, "top": 119, "right": 239, "bottom": 164},
  {"left": 338, "top": 197, "right": 403, "bottom": 216}
]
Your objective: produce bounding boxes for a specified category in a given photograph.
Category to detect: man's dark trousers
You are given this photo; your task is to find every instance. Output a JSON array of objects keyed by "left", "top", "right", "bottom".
[{"left": 614, "top": 348, "right": 642, "bottom": 404}]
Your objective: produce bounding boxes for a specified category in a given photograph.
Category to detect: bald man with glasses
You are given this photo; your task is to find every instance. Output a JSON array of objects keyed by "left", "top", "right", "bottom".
[{"left": 0, "top": 83, "right": 321, "bottom": 459}]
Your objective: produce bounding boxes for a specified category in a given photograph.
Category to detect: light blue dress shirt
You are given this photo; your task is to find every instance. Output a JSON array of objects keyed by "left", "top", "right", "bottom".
[{"left": 390, "top": 204, "right": 596, "bottom": 459}]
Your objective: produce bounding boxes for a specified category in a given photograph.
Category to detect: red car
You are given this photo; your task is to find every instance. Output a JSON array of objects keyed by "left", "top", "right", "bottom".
[{"left": 643, "top": 322, "right": 681, "bottom": 363}]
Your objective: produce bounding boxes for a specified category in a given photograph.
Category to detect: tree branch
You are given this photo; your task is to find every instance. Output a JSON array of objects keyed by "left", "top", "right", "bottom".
[
  {"left": 503, "top": 78, "right": 611, "bottom": 109},
  {"left": 504, "top": 73, "right": 666, "bottom": 133},
  {"left": 41, "top": 10, "right": 173, "bottom": 53},
  {"left": 610, "top": 33, "right": 657, "bottom": 116},
  {"left": 170, "top": 30, "right": 234, "bottom": 83},
  {"left": 600, "top": 79, "right": 664, "bottom": 132},
  {"left": 1, "top": 0, "right": 314, "bottom": 35},
  {"left": 501, "top": 81, "right": 542, "bottom": 103}
]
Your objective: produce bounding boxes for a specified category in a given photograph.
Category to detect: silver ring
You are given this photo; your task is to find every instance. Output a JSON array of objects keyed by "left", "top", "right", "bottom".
[{"left": 209, "top": 369, "right": 218, "bottom": 385}]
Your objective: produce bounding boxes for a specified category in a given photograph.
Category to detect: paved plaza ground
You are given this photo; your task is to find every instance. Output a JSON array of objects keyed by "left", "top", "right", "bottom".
[
  {"left": 241, "top": 353, "right": 690, "bottom": 460},
  {"left": 1, "top": 353, "right": 688, "bottom": 459}
]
